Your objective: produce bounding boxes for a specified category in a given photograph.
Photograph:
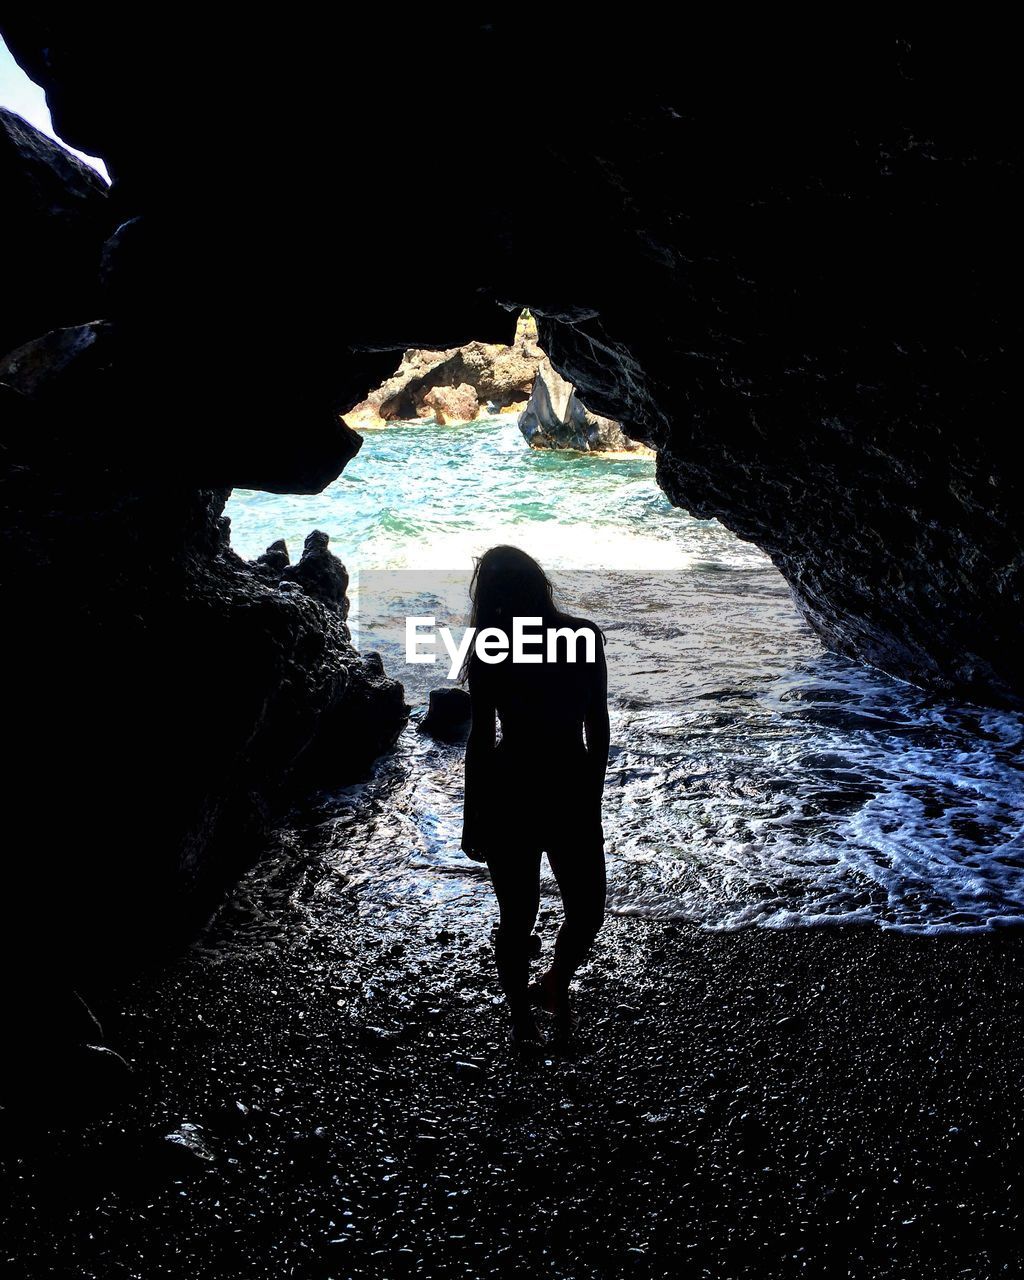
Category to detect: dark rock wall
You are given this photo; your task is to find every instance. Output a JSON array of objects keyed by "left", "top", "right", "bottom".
[
  {"left": 0, "top": 106, "right": 111, "bottom": 354},
  {"left": 1, "top": 333, "right": 408, "bottom": 978},
  {"left": 0, "top": 102, "right": 410, "bottom": 996},
  {"left": 520, "top": 39, "right": 1024, "bottom": 703}
]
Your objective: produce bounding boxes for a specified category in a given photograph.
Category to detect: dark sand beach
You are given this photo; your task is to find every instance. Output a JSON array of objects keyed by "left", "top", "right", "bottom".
[{"left": 4, "top": 845, "right": 1021, "bottom": 1279}]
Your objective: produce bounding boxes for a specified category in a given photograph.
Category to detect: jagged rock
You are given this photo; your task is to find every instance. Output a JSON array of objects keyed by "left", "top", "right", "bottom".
[
  {"left": 251, "top": 530, "right": 351, "bottom": 619},
  {"left": 372, "top": 347, "right": 458, "bottom": 421},
  {"left": 419, "top": 687, "right": 472, "bottom": 740},
  {"left": 519, "top": 358, "right": 638, "bottom": 452},
  {"left": 420, "top": 382, "right": 479, "bottom": 424},
  {"left": 352, "top": 320, "right": 543, "bottom": 425},
  {"left": 279, "top": 529, "right": 350, "bottom": 616},
  {"left": 161, "top": 1123, "right": 216, "bottom": 1166},
  {"left": 0, "top": 320, "right": 108, "bottom": 397},
  {"left": 253, "top": 538, "right": 290, "bottom": 578},
  {"left": 286, "top": 649, "right": 411, "bottom": 793},
  {"left": 0, "top": 107, "right": 111, "bottom": 356},
  {"left": 397, "top": 338, "right": 540, "bottom": 416}
]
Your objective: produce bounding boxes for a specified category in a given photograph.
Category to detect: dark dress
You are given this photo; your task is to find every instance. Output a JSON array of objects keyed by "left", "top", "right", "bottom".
[{"left": 465, "top": 622, "right": 605, "bottom": 855}]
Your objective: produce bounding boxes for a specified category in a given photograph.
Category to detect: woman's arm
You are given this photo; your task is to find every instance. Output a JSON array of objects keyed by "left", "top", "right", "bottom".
[
  {"left": 461, "top": 663, "right": 496, "bottom": 860},
  {"left": 583, "top": 630, "right": 610, "bottom": 805}
]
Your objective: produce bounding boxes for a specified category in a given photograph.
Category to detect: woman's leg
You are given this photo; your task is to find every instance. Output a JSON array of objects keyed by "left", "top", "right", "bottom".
[
  {"left": 485, "top": 847, "right": 543, "bottom": 1022},
  {"left": 544, "top": 842, "right": 607, "bottom": 1006}
]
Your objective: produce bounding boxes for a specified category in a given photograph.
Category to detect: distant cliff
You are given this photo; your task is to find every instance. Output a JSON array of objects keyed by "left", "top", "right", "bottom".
[
  {"left": 346, "top": 312, "right": 542, "bottom": 427},
  {"left": 346, "top": 313, "right": 649, "bottom": 452}
]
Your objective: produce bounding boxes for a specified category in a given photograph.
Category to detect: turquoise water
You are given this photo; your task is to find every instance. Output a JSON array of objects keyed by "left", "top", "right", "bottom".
[
  {"left": 225, "top": 416, "right": 1024, "bottom": 934},
  {"left": 227, "top": 416, "right": 708, "bottom": 573}
]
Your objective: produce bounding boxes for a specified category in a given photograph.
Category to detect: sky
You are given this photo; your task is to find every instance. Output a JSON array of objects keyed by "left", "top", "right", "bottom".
[{"left": 0, "top": 36, "right": 110, "bottom": 182}]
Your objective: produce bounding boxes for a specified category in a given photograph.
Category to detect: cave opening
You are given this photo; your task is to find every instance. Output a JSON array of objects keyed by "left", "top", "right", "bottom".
[{"left": 218, "top": 325, "right": 1021, "bottom": 945}]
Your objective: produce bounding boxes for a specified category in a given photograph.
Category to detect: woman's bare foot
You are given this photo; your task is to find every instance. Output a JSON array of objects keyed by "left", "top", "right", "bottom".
[{"left": 529, "top": 967, "right": 570, "bottom": 1019}]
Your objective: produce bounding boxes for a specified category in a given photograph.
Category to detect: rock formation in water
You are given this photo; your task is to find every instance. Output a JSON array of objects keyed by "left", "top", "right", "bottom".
[
  {"left": 420, "top": 381, "right": 480, "bottom": 424},
  {"left": 419, "top": 687, "right": 472, "bottom": 741},
  {"left": 518, "top": 357, "right": 645, "bottom": 452},
  {"left": 352, "top": 315, "right": 642, "bottom": 449},
  {"left": 278, "top": 528, "right": 351, "bottom": 617},
  {"left": 2, "top": 20, "right": 1023, "bottom": 1074},
  {"left": 348, "top": 315, "right": 542, "bottom": 425}
]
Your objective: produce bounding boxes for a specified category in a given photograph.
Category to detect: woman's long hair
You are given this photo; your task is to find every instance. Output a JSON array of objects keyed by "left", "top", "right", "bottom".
[{"left": 457, "top": 545, "right": 571, "bottom": 685}]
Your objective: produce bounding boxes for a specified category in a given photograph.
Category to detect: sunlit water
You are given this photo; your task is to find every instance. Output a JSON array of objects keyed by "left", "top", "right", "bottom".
[{"left": 225, "top": 415, "right": 1024, "bottom": 936}]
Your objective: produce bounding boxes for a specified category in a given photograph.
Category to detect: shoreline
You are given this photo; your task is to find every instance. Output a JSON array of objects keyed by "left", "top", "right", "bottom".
[
  {"left": 3, "top": 860, "right": 1021, "bottom": 1277},
  {"left": 347, "top": 410, "right": 656, "bottom": 458}
]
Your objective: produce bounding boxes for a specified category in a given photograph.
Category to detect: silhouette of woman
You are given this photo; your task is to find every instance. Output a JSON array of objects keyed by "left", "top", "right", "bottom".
[{"left": 459, "top": 546, "right": 610, "bottom": 1047}]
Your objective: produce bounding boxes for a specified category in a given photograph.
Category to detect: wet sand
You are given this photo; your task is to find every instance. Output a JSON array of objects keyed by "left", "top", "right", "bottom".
[{"left": 3, "top": 859, "right": 1021, "bottom": 1280}]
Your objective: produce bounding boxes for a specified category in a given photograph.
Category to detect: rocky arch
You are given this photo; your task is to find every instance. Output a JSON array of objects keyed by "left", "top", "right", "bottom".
[{"left": 1, "top": 20, "right": 1021, "bottom": 1008}]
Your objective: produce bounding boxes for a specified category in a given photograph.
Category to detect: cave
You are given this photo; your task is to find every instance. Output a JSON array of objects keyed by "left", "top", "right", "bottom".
[{"left": 2, "top": 18, "right": 1023, "bottom": 1277}]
